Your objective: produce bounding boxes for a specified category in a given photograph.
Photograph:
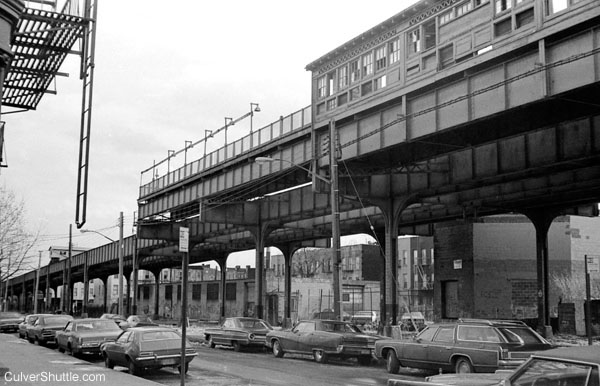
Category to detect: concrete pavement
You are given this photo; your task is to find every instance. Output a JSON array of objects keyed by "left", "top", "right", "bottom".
[{"left": 0, "top": 334, "right": 160, "bottom": 386}]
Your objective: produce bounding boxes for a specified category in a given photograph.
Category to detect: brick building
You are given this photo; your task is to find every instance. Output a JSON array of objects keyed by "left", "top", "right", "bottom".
[
  {"left": 397, "top": 236, "right": 434, "bottom": 320},
  {"left": 434, "top": 214, "right": 600, "bottom": 333}
]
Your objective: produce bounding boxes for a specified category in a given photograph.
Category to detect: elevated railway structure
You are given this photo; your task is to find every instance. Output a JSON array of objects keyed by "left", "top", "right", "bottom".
[{"left": 4, "top": 0, "right": 600, "bottom": 333}]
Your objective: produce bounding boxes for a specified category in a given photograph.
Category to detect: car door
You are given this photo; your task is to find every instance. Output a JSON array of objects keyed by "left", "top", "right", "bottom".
[
  {"left": 109, "top": 330, "right": 132, "bottom": 366},
  {"left": 402, "top": 326, "right": 438, "bottom": 369},
  {"left": 294, "top": 321, "right": 317, "bottom": 353},
  {"left": 428, "top": 326, "right": 456, "bottom": 369},
  {"left": 57, "top": 321, "right": 73, "bottom": 350}
]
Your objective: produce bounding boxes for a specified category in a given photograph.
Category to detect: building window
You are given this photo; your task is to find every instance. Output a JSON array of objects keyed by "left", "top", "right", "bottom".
[
  {"left": 516, "top": 8, "right": 534, "bottom": 27},
  {"left": 408, "top": 28, "right": 421, "bottom": 55},
  {"left": 350, "top": 86, "right": 360, "bottom": 101},
  {"left": 342, "top": 293, "right": 350, "bottom": 302},
  {"left": 165, "top": 285, "right": 172, "bottom": 300},
  {"left": 402, "top": 250, "right": 407, "bottom": 266},
  {"left": 327, "top": 72, "right": 335, "bottom": 96},
  {"left": 413, "top": 250, "right": 419, "bottom": 265},
  {"left": 327, "top": 98, "right": 337, "bottom": 111},
  {"left": 112, "top": 284, "right": 118, "bottom": 298},
  {"left": 317, "top": 75, "right": 327, "bottom": 98},
  {"left": 546, "top": 0, "right": 568, "bottom": 14},
  {"left": 143, "top": 286, "right": 150, "bottom": 300},
  {"left": 226, "top": 283, "right": 236, "bottom": 301},
  {"left": 494, "top": 18, "right": 512, "bottom": 36},
  {"left": 350, "top": 59, "right": 360, "bottom": 83},
  {"left": 403, "top": 273, "right": 408, "bottom": 288},
  {"left": 74, "top": 288, "right": 77, "bottom": 297},
  {"left": 476, "top": 0, "right": 490, "bottom": 5},
  {"left": 423, "top": 20, "right": 436, "bottom": 50},
  {"left": 338, "top": 93, "right": 348, "bottom": 106},
  {"left": 338, "top": 65, "right": 348, "bottom": 89},
  {"left": 440, "top": 10, "right": 454, "bottom": 25},
  {"left": 362, "top": 53, "right": 373, "bottom": 77},
  {"left": 177, "top": 284, "right": 181, "bottom": 301},
  {"left": 389, "top": 39, "right": 400, "bottom": 64},
  {"left": 456, "top": 1, "right": 473, "bottom": 16},
  {"left": 495, "top": 0, "right": 512, "bottom": 13},
  {"left": 361, "top": 81, "right": 373, "bottom": 96},
  {"left": 439, "top": 44, "right": 454, "bottom": 68},
  {"left": 375, "top": 45, "right": 387, "bottom": 71},
  {"left": 374, "top": 75, "right": 387, "bottom": 90},
  {"left": 207, "top": 283, "right": 219, "bottom": 301}
]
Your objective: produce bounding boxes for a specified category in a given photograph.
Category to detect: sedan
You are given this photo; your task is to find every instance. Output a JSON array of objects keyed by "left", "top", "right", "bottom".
[
  {"left": 56, "top": 318, "right": 123, "bottom": 356},
  {"left": 204, "top": 317, "right": 273, "bottom": 351},
  {"left": 101, "top": 327, "right": 197, "bottom": 375},
  {"left": 0, "top": 312, "right": 24, "bottom": 333},
  {"left": 100, "top": 313, "right": 126, "bottom": 325},
  {"left": 265, "top": 319, "right": 381, "bottom": 365},
  {"left": 27, "top": 314, "right": 73, "bottom": 346},
  {"left": 18, "top": 313, "right": 52, "bottom": 339},
  {"left": 388, "top": 345, "right": 600, "bottom": 386}
]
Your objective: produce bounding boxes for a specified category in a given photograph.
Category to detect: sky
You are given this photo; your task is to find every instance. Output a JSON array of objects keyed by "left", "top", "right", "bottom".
[{"left": 2, "top": 0, "right": 421, "bottom": 268}]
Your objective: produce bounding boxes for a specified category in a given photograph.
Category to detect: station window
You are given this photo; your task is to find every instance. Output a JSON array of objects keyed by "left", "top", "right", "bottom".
[
  {"left": 375, "top": 45, "right": 387, "bottom": 71},
  {"left": 374, "top": 75, "right": 387, "bottom": 90},
  {"left": 546, "top": 0, "right": 568, "bottom": 14},
  {"left": 456, "top": 1, "right": 473, "bottom": 16},
  {"left": 495, "top": 0, "right": 512, "bottom": 13},
  {"left": 327, "top": 72, "right": 335, "bottom": 96},
  {"left": 327, "top": 98, "right": 337, "bottom": 111},
  {"left": 423, "top": 20, "right": 436, "bottom": 50},
  {"left": 338, "top": 93, "right": 348, "bottom": 106},
  {"left": 475, "top": 0, "right": 490, "bottom": 5},
  {"left": 439, "top": 10, "right": 454, "bottom": 25},
  {"left": 516, "top": 7, "right": 534, "bottom": 28},
  {"left": 338, "top": 65, "right": 348, "bottom": 90},
  {"left": 408, "top": 28, "right": 421, "bottom": 55},
  {"left": 439, "top": 44, "right": 454, "bottom": 68},
  {"left": 494, "top": 17, "right": 512, "bottom": 36},
  {"left": 350, "top": 86, "right": 360, "bottom": 101},
  {"left": 362, "top": 52, "right": 373, "bottom": 77},
  {"left": 350, "top": 59, "right": 360, "bottom": 83},
  {"left": 389, "top": 39, "right": 400, "bottom": 64},
  {"left": 361, "top": 81, "right": 373, "bottom": 96},
  {"left": 317, "top": 75, "right": 327, "bottom": 98}
]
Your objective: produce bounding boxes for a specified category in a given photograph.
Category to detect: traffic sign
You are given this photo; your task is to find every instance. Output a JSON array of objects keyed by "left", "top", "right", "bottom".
[{"left": 179, "top": 227, "right": 189, "bottom": 253}]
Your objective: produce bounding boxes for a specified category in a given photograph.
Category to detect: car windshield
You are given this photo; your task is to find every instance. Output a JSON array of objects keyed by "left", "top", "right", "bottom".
[
  {"left": 511, "top": 358, "right": 594, "bottom": 386},
  {"left": 0, "top": 312, "right": 22, "bottom": 319},
  {"left": 44, "top": 316, "right": 72, "bottom": 325},
  {"left": 75, "top": 320, "right": 120, "bottom": 331},
  {"left": 321, "top": 322, "right": 362, "bottom": 333},
  {"left": 497, "top": 327, "right": 546, "bottom": 344},
  {"left": 141, "top": 330, "right": 180, "bottom": 341},
  {"left": 238, "top": 319, "right": 272, "bottom": 330}
]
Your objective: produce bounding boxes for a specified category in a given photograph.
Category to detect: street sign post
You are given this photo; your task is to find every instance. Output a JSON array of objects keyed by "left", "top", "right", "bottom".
[{"left": 179, "top": 226, "right": 189, "bottom": 386}]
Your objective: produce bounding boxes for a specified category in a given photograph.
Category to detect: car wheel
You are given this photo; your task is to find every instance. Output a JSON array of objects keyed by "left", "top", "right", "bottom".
[
  {"left": 272, "top": 340, "right": 284, "bottom": 358},
  {"left": 103, "top": 353, "right": 114, "bottom": 369},
  {"left": 313, "top": 349, "right": 328, "bottom": 364},
  {"left": 177, "top": 363, "right": 189, "bottom": 375},
  {"left": 207, "top": 336, "right": 216, "bottom": 349},
  {"left": 128, "top": 358, "right": 139, "bottom": 376},
  {"left": 232, "top": 341, "right": 241, "bottom": 352},
  {"left": 386, "top": 350, "right": 400, "bottom": 374},
  {"left": 455, "top": 357, "right": 474, "bottom": 374},
  {"left": 27, "top": 334, "right": 34, "bottom": 343}
]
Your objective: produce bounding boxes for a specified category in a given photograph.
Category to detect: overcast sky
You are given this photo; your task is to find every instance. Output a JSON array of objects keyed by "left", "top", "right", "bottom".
[{"left": 2, "top": 0, "right": 420, "bottom": 267}]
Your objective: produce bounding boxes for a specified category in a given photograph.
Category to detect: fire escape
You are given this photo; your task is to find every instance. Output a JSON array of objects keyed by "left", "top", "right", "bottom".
[{"left": 1, "top": 0, "right": 98, "bottom": 228}]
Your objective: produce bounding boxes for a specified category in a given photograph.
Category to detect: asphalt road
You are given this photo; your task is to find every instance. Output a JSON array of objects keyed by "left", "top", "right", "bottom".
[{"left": 1, "top": 332, "right": 432, "bottom": 386}]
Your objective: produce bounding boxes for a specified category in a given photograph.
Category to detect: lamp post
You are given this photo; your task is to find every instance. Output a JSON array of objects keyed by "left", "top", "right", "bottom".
[
  {"left": 80, "top": 212, "right": 124, "bottom": 316},
  {"left": 224, "top": 117, "right": 234, "bottom": 159},
  {"left": 255, "top": 120, "right": 342, "bottom": 319},
  {"left": 250, "top": 103, "right": 260, "bottom": 148}
]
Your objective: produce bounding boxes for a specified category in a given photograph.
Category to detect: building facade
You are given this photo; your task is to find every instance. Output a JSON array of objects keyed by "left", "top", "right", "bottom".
[{"left": 397, "top": 236, "right": 434, "bottom": 320}]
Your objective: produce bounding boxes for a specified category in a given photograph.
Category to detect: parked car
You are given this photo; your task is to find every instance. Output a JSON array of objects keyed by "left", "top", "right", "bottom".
[
  {"left": 351, "top": 311, "right": 378, "bottom": 325},
  {"left": 100, "top": 313, "right": 126, "bottom": 324},
  {"left": 119, "top": 314, "right": 157, "bottom": 330},
  {"left": 100, "top": 327, "right": 197, "bottom": 375},
  {"left": 204, "top": 317, "right": 273, "bottom": 351},
  {"left": 375, "top": 319, "right": 554, "bottom": 374},
  {"left": 18, "top": 313, "right": 52, "bottom": 339},
  {"left": 56, "top": 318, "right": 123, "bottom": 356},
  {"left": 388, "top": 345, "right": 600, "bottom": 386},
  {"left": 265, "top": 319, "right": 382, "bottom": 365},
  {"left": 0, "top": 311, "right": 24, "bottom": 333},
  {"left": 27, "top": 314, "right": 73, "bottom": 346},
  {"left": 311, "top": 309, "right": 351, "bottom": 321}
]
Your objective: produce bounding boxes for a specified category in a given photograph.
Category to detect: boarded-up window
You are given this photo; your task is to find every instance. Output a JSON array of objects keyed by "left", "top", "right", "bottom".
[
  {"left": 226, "top": 283, "right": 237, "bottom": 301},
  {"left": 192, "top": 284, "right": 201, "bottom": 301},
  {"left": 207, "top": 283, "right": 219, "bottom": 301}
]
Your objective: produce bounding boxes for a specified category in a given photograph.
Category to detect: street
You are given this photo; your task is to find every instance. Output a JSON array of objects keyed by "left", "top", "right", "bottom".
[{"left": 1, "top": 332, "right": 432, "bottom": 386}]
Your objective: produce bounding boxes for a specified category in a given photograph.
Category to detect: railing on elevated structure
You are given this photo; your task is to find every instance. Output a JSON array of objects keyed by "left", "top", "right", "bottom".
[{"left": 139, "top": 105, "right": 312, "bottom": 199}]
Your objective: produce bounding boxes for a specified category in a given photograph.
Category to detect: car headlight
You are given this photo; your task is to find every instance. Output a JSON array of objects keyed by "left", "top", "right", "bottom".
[{"left": 249, "top": 333, "right": 255, "bottom": 341}]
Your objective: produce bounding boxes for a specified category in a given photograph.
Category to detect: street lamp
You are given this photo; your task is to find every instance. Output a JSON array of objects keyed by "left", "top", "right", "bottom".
[
  {"left": 80, "top": 213, "right": 124, "bottom": 317},
  {"left": 255, "top": 138, "right": 343, "bottom": 320},
  {"left": 224, "top": 117, "right": 234, "bottom": 158}
]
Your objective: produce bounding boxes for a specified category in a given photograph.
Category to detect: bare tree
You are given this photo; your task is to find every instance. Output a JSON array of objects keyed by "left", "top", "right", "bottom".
[{"left": 0, "top": 186, "right": 39, "bottom": 285}]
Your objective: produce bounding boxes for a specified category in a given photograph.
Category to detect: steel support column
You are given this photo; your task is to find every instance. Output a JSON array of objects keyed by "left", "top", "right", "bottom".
[
  {"left": 151, "top": 269, "right": 161, "bottom": 320},
  {"left": 524, "top": 210, "right": 559, "bottom": 338},
  {"left": 82, "top": 256, "right": 89, "bottom": 317},
  {"left": 249, "top": 223, "right": 273, "bottom": 320},
  {"left": 216, "top": 257, "right": 227, "bottom": 320}
]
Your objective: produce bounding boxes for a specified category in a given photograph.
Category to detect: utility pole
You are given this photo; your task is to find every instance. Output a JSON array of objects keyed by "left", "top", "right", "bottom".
[
  {"left": 118, "top": 211, "right": 124, "bottom": 316},
  {"left": 67, "top": 225, "right": 72, "bottom": 314},
  {"left": 330, "top": 119, "right": 343, "bottom": 320},
  {"left": 34, "top": 251, "right": 42, "bottom": 313}
]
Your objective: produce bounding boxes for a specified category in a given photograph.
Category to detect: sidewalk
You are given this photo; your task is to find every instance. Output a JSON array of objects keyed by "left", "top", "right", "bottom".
[{"left": 0, "top": 334, "right": 160, "bottom": 386}]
